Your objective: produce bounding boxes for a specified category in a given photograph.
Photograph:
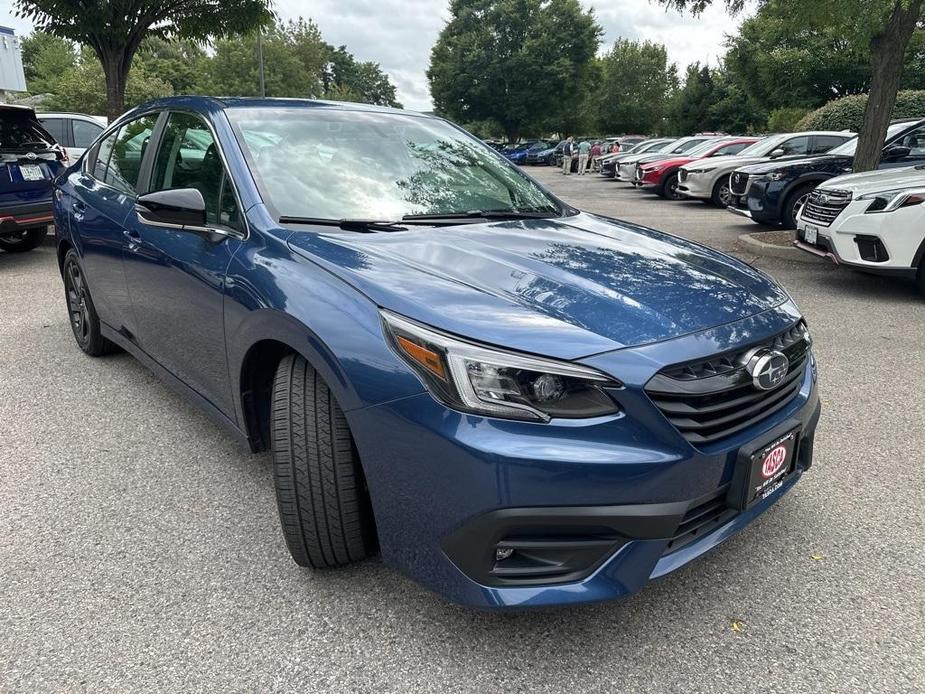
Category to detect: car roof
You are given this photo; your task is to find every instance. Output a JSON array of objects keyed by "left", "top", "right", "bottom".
[{"left": 128, "top": 95, "right": 417, "bottom": 119}]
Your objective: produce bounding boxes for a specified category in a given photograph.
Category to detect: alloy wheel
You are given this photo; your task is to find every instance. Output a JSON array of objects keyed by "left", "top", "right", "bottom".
[{"left": 65, "top": 260, "right": 90, "bottom": 344}]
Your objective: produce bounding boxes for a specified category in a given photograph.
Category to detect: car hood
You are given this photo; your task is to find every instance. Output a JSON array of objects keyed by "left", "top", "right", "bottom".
[
  {"left": 286, "top": 213, "right": 789, "bottom": 359},
  {"left": 641, "top": 155, "right": 694, "bottom": 170},
  {"left": 738, "top": 154, "right": 852, "bottom": 176},
  {"left": 818, "top": 166, "right": 925, "bottom": 194}
]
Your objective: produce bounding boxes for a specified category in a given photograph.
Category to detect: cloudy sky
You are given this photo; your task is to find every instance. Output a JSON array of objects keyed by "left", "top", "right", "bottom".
[{"left": 1, "top": 0, "right": 753, "bottom": 110}]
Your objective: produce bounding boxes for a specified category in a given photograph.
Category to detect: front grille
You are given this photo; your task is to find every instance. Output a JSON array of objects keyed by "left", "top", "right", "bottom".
[
  {"left": 801, "top": 189, "right": 852, "bottom": 227},
  {"left": 645, "top": 322, "right": 811, "bottom": 446},
  {"left": 730, "top": 171, "right": 750, "bottom": 196},
  {"left": 663, "top": 487, "right": 736, "bottom": 555}
]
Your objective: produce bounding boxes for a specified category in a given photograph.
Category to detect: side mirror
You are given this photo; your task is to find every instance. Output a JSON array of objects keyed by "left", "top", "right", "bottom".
[
  {"left": 883, "top": 144, "right": 912, "bottom": 159},
  {"left": 769, "top": 148, "right": 786, "bottom": 158},
  {"left": 135, "top": 188, "right": 206, "bottom": 228}
]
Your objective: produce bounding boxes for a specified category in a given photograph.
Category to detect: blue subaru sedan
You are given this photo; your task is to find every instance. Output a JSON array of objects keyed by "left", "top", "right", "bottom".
[{"left": 53, "top": 97, "right": 820, "bottom": 608}]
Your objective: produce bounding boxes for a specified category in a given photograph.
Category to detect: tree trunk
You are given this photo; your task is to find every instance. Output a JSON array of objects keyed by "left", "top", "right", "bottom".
[
  {"left": 100, "top": 51, "right": 132, "bottom": 122},
  {"left": 854, "top": 0, "right": 923, "bottom": 172}
]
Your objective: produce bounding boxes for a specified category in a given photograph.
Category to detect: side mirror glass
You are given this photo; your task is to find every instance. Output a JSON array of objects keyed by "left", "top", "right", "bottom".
[{"left": 136, "top": 188, "right": 207, "bottom": 228}]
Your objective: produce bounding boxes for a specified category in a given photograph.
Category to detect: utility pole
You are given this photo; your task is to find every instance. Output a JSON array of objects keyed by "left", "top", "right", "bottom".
[{"left": 257, "top": 29, "right": 266, "bottom": 97}]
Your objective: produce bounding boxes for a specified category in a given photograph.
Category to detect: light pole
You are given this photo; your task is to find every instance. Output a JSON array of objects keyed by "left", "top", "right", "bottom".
[{"left": 257, "top": 29, "right": 266, "bottom": 97}]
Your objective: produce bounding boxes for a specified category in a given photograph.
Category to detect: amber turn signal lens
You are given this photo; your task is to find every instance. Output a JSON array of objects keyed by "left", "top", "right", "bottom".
[{"left": 396, "top": 335, "right": 446, "bottom": 380}]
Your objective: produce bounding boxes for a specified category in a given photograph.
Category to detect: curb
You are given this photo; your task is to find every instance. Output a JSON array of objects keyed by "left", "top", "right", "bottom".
[{"left": 737, "top": 233, "right": 824, "bottom": 264}]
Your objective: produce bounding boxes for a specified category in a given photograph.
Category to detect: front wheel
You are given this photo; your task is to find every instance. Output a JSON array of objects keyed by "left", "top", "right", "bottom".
[
  {"left": 783, "top": 185, "right": 816, "bottom": 229},
  {"left": 659, "top": 172, "right": 682, "bottom": 200},
  {"left": 710, "top": 175, "right": 734, "bottom": 207},
  {"left": 271, "top": 354, "right": 375, "bottom": 568},
  {"left": 0, "top": 227, "right": 46, "bottom": 253}
]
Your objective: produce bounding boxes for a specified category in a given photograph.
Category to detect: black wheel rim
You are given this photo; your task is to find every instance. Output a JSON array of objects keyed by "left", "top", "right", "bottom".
[
  {"left": 667, "top": 178, "right": 681, "bottom": 199},
  {"left": 65, "top": 260, "right": 90, "bottom": 343}
]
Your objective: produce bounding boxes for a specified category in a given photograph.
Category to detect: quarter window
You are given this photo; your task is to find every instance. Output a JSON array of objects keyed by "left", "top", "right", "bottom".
[{"left": 150, "top": 112, "right": 239, "bottom": 229}]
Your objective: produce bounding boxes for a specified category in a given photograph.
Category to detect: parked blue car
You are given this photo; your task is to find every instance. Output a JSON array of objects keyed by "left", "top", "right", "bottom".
[
  {"left": 0, "top": 105, "right": 67, "bottom": 253},
  {"left": 54, "top": 97, "right": 820, "bottom": 609}
]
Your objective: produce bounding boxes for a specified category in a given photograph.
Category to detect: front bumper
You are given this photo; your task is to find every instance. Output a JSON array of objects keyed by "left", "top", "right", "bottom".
[
  {"left": 348, "top": 306, "right": 821, "bottom": 608},
  {"left": 677, "top": 172, "right": 713, "bottom": 199}
]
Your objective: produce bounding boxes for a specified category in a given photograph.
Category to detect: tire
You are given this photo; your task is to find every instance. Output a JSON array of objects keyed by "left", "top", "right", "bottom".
[
  {"left": 62, "top": 249, "right": 120, "bottom": 356},
  {"left": 271, "top": 354, "right": 374, "bottom": 568},
  {"left": 782, "top": 184, "right": 816, "bottom": 229},
  {"left": 917, "top": 265, "right": 925, "bottom": 296},
  {"left": 659, "top": 172, "right": 682, "bottom": 200},
  {"left": 710, "top": 174, "right": 734, "bottom": 207},
  {"left": 0, "top": 227, "right": 46, "bottom": 253}
]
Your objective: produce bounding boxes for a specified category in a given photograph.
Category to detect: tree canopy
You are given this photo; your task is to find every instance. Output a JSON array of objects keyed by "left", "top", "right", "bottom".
[
  {"left": 19, "top": 19, "right": 402, "bottom": 115},
  {"left": 594, "top": 39, "right": 677, "bottom": 134},
  {"left": 428, "top": 0, "right": 602, "bottom": 141}
]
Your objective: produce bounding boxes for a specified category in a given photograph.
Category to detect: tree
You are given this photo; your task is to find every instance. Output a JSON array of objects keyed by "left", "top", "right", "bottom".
[
  {"left": 15, "top": 0, "right": 273, "bottom": 121},
  {"left": 657, "top": 0, "right": 925, "bottom": 171},
  {"left": 323, "top": 46, "right": 402, "bottom": 107},
  {"left": 428, "top": 0, "right": 602, "bottom": 141},
  {"left": 45, "top": 56, "right": 172, "bottom": 114},
  {"left": 136, "top": 38, "right": 212, "bottom": 95},
  {"left": 595, "top": 40, "right": 676, "bottom": 134},
  {"left": 20, "top": 31, "right": 75, "bottom": 95}
]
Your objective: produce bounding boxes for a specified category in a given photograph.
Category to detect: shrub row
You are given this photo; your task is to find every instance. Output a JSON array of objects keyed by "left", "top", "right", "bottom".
[{"left": 796, "top": 90, "right": 925, "bottom": 132}]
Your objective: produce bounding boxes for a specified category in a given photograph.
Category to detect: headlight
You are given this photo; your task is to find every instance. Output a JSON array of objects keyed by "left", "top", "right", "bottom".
[
  {"left": 860, "top": 187, "right": 925, "bottom": 213},
  {"left": 685, "top": 166, "right": 716, "bottom": 175},
  {"left": 381, "top": 311, "right": 622, "bottom": 422},
  {"left": 766, "top": 171, "right": 787, "bottom": 181}
]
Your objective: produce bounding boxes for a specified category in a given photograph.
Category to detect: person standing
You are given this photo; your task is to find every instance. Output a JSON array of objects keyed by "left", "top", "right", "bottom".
[
  {"left": 561, "top": 137, "right": 574, "bottom": 175},
  {"left": 577, "top": 139, "right": 591, "bottom": 175},
  {"left": 589, "top": 141, "right": 602, "bottom": 171}
]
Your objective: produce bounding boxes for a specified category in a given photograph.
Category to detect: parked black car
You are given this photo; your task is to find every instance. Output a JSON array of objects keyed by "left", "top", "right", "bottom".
[{"left": 728, "top": 119, "right": 925, "bottom": 228}]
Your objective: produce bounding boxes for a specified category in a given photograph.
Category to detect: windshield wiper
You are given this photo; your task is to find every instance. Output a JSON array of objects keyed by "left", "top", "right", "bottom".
[
  {"left": 278, "top": 216, "right": 407, "bottom": 232},
  {"left": 402, "top": 209, "right": 559, "bottom": 222}
]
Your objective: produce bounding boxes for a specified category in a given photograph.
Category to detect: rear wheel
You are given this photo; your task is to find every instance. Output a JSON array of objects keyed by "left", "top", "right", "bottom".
[
  {"left": 62, "top": 250, "right": 120, "bottom": 356},
  {"left": 917, "top": 265, "right": 925, "bottom": 296},
  {"left": 659, "top": 172, "right": 682, "bottom": 200},
  {"left": 710, "top": 175, "right": 734, "bottom": 207},
  {"left": 0, "top": 227, "right": 46, "bottom": 253},
  {"left": 271, "top": 354, "right": 374, "bottom": 568},
  {"left": 783, "top": 184, "right": 816, "bottom": 229}
]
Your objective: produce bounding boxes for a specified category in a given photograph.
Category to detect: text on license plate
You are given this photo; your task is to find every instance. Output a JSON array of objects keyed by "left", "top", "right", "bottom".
[{"left": 19, "top": 164, "right": 44, "bottom": 181}]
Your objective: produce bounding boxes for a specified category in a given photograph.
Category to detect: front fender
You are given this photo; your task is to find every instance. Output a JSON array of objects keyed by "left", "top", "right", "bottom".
[{"left": 223, "top": 228, "right": 424, "bottom": 429}]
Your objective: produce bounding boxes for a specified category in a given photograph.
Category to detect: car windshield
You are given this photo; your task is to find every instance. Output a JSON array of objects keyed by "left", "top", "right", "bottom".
[
  {"left": 735, "top": 135, "right": 781, "bottom": 157},
  {"left": 828, "top": 122, "right": 911, "bottom": 156},
  {"left": 656, "top": 140, "right": 681, "bottom": 153},
  {"left": 228, "top": 108, "right": 563, "bottom": 221}
]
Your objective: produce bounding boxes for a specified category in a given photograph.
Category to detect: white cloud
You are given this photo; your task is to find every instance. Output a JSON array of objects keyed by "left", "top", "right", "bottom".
[{"left": 1, "top": 0, "right": 754, "bottom": 111}]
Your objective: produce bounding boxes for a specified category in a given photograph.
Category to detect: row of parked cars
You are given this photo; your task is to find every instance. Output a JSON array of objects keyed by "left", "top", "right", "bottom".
[
  {"left": 487, "top": 136, "right": 646, "bottom": 169},
  {"left": 0, "top": 105, "right": 106, "bottom": 253},
  {"left": 587, "top": 120, "right": 925, "bottom": 293}
]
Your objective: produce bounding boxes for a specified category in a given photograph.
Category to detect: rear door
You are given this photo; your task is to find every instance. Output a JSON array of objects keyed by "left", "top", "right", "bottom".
[
  {"left": 69, "top": 113, "right": 161, "bottom": 333},
  {"left": 121, "top": 110, "right": 244, "bottom": 415}
]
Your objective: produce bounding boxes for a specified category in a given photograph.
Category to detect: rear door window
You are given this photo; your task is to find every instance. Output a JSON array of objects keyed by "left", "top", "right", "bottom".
[
  {"left": 102, "top": 115, "right": 158, "bottom": 194},
  {"left": 72, "top": 119, "right": 104, "bottom": 149},
  {"left": 40, "top": 118, "right": 69, "bottom": 146}
]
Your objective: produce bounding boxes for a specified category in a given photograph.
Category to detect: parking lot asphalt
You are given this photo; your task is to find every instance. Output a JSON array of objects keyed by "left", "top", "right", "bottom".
[{"left": 2, "top": 167, "right": 923, "bottom": 693}]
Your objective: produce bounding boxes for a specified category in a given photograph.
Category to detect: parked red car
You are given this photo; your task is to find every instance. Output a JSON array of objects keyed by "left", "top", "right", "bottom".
[{"left": 634, "top": 137, "right": 759, "bottom": 199}]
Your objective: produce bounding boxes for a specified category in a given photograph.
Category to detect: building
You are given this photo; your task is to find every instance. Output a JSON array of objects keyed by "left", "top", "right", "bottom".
[{"left": 0, "top": 26, "right": 27, "bottom": 94}]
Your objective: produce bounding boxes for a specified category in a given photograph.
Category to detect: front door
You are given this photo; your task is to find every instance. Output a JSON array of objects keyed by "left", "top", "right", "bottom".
[{"left": 122, "top": 111, "right": 245, "bottom": 417}]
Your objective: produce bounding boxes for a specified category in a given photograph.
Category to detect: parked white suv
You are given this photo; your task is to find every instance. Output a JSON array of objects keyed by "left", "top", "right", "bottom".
[
  {"left": 677, "top": 131, "right": 853, "bottom": 206},
  {"left": 37, "top": 113, "right": 107, "bottom": 161},
  {"left": 794, "top": 165, "right": 925, "bottom": 292}
]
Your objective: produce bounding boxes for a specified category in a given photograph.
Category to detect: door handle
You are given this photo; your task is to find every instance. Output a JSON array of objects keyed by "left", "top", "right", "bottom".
[{"left": 123, "top": 228, "right": 142, "bottom": 251}]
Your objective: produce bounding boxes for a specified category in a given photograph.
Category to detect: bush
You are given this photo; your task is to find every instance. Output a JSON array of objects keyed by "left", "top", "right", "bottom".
[
  {"left": 767, "top": 107, "right": 809, "bottom": 133},
  {"left": 796, "top": 90, "right": 925, "bottom": 132}
]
